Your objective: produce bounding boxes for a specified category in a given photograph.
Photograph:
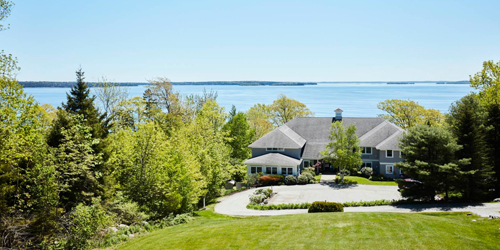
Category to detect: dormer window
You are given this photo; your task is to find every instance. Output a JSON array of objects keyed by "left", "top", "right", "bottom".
[
  {"left": 361, "top": 147, "right": 372, "bottom": 155},
  {"left": 266, "top": 148, "right": 284, "bottom": 152}
]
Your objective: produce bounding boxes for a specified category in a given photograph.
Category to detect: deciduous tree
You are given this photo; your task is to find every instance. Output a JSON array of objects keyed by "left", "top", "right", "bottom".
[
  {"left": 321, "top": 121, "right": 362, "bottom": 183},
  {"left": 270, "top": 94, "right": 313, "bottom": 126},
  {"left": 377, "top": 99, "right": 444, "bottom": 129}
]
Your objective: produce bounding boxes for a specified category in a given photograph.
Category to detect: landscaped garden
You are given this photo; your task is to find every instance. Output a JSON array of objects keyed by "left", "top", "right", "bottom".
[
  {"left": 114, "top": 205, "right": 500, "bottom": 250},
  {"left": 337, "top": 176, "right": 398, "bottom": 186}
]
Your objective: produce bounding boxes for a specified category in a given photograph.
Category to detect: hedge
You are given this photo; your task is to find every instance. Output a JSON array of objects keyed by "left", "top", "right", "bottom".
[
  {"left": 307, "top": 201, "right": 344, "bottom": 213},
  {"left": 259, "top": 175, "right": 284, "bottom": 186}
]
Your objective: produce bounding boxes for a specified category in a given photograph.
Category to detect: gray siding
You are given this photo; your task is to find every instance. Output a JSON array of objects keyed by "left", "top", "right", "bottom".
[
  {"left": 378, "top": 150, "right": 404, "bottom": 179},
  {"left": 251, "top": 148, "right": 301, "bottom": 159}
]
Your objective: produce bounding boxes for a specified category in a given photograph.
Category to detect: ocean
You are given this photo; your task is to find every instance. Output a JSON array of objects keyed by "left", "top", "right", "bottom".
[{"left": 23, "top": 83, "right": 474, "bottom": 117}]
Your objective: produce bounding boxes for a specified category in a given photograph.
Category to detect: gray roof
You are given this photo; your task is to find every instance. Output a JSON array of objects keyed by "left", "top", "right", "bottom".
[
  {"left": 249, "top": 124, "right": 306, "bottom": 148},
  {"left": 250, "top": 117, "right": 404, "bottom": 159},
  {"left": 244, "top": 153, "right": 302, "bottom": 166}
]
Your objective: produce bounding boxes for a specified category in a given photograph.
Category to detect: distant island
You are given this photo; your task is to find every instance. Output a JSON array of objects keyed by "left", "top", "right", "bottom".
[
  {"left": 387, "top": 82, "right": 415, "bottom": 84},
  {"left": 19, "top": 81, "right": 317, "bottom": 88},
  {"left": 436, "top": 81, "right": 470, "bottom": 84}
]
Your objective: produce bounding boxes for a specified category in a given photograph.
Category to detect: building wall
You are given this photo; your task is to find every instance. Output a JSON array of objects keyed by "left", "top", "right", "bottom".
[
  {"left": 251, "top": 148, "right": 301, "bottom": 159},
  {"left": 247, "top": 165, "right": 299, "bottom": 176},
  {"left": 379, "top": 150, "right": 404, "bottom": 178}
]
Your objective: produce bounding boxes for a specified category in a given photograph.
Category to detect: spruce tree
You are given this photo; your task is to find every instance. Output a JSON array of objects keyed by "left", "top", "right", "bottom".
[{"left": 447, "top": 94, "right": 491, "bottom": 200}]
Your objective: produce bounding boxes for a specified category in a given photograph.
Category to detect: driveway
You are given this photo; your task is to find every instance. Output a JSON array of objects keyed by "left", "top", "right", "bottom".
[
  {"left": 214, "top": 183, "right": 500, "bottom": 217},
  {"left": 215, "top": 183, "right": 401, "bottom": 216}
]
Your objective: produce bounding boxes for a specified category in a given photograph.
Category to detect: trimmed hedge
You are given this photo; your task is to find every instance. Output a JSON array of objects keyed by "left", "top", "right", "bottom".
[
  {"left": 308, "top": 201, "right": 344, "bottom": 213},
  {"left": 259, "top": 175, "right": 284, "bottom": 186}
]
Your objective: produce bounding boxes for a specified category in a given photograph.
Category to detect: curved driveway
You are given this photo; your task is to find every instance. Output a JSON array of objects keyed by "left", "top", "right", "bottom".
[{"left": 214, "top": 183, "right": 500, "bottom": 217}]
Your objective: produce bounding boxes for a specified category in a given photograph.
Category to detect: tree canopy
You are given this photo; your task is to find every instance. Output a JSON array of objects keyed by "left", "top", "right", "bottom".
[{"left": 377, "top": 99, "right": 444, "bottom": 129}]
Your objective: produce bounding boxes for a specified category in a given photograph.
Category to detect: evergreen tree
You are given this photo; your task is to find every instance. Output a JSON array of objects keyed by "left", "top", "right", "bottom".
[
  {"left": 396, "top": 125, "right": 468, "bottom": 200},
  {"left": 447, "top": 94, "right": 491, "bottom": 200},
  {"left": 486, "top": 104, "right": 500, "bottom": 197}
]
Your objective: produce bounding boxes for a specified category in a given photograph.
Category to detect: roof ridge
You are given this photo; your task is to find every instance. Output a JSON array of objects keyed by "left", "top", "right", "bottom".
[
  {"left": 375, "top": 130, "right": 403, "bottom": 149},
  {"left": 359, "top": 120, "right": 389, "bottom": 140},
  {"left": 279, "top": 124, "right": 307, "bottom": 147}
]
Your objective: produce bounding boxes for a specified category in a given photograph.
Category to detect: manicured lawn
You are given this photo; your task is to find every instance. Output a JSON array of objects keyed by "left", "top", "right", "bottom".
[
  {"left": 343, "top": 176, "right": 398, "bottom": 186},
  {"left": 115, "top": 206, "right": 500, "bottom": 250}
]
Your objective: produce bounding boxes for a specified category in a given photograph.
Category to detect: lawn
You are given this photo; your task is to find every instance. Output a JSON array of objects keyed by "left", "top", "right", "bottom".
[
  {"left": 343, "top": 176, "right": 398, "bottom": 186},
  {"left": 114, "top": 206, "right": 500, "bottom": 250}
]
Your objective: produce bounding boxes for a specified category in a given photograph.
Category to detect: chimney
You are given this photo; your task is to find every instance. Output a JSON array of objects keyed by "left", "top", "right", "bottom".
[{"left": 335, "top": 108, "right": 343, "bottom": 121}]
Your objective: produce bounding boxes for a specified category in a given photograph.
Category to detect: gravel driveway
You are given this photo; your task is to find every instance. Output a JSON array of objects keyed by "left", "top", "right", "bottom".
[{"left": 214, "top": 183, "right": 500, "bottom": 217}]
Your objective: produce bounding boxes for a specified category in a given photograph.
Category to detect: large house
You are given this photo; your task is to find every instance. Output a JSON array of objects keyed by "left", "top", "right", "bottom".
[{"left": 244, "top": 109, "right": 405, "bottom": 178}]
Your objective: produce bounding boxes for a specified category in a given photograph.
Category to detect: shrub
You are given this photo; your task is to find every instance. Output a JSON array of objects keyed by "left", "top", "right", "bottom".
[
  {"left": 360, "top": 167, "right": 373, "bottom": 178},
  {"left": 254, "top": 188, "right": 273, "bottom": 198},
  {"left": 308, "top": 201, "right": 344, "bottom": 213},
  {"left": 65, "top": 201, "right": 112, "bottom": 250},
  {"left": 284, "top": 175, "right": 297, "bottom": 185},
  {"left": 297, "top": 175, "right": 308, "bottom": 185},
  {"left": 246, "top": 173, "right": 260, "bottom": 186},
  {"left": 339, "top": 169, "right": 350, "bottom": 176},
  {"left": 259, "top": 175, "right": 284, "bottom": 186},
  {"left": 371, "top": 174, "right": 386, "bottom": 181},
  {"left": 301, "top": 172, "right": 314, "bottom": 183},
  {"left": 303, "top": 167, "right": 316, "bottom": 176},
  {"left": 350, "top": 167, "right": 359, "bottom": 176},
  {"left": 108, "top": 194, "right": 149, "bottom": 225},
  {"left": 335, "top": 176, "right": 358, "bottom": 184},
  {"left": 249, "top": 194, "right": 267, "bottom": 204}
]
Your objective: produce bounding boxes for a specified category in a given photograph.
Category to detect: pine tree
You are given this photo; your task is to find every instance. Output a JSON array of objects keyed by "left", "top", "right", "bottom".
[{"left": 447, "top": 94, "right": 492, "bottom": 200}]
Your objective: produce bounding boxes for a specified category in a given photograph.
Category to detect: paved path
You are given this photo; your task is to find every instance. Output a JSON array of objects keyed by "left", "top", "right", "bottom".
[{"left": 214, "top": 184, "right": 500, "bottom": 217}]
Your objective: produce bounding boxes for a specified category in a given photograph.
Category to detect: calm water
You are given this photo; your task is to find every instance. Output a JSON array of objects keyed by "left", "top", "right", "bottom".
[{"left": 24, "top": 83, "right": 474, "bottom": 117}]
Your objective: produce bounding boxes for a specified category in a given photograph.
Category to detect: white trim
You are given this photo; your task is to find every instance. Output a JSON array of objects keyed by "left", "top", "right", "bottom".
[
  {"left": 386, "top": 150, "right": 394, "bottom": 158},
  {"left": 386, "top": 165, "right": 394, "bottom": 174},
  {"left": 361, "top": 147, "right": 372, "bottom": 155}
]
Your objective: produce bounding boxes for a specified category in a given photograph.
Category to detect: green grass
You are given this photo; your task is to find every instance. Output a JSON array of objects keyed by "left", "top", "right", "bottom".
[
  {"left": 343, "top": 176, "right": 398, "bottom": 186},
  {"left": 314, "top": 174, "right": 322, "bottom": 183},
  {"left": 115, "top": 206, "right": 500, "bottom": 250}
]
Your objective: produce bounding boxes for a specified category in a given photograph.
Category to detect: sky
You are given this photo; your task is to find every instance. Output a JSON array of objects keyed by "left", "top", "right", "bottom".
[{"left": 1, "top": 0, "right": 500, "bottom": 82}]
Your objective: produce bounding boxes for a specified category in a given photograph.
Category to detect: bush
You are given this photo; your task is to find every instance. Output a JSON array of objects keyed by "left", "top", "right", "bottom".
[
  {"left": 339, "top": 169, "right": 350, "bottom": 176},
  {"left": 308, "top": 201, "right": 344, "bottom": 213},
  {"left": 254, "top": 188, "right": 273, "bottom": 198},
  {"left": 284, "top": 175, "right": 297, "bottom": 185},
  {"left": 301, "top": 172, "right": 314, "bottom": 183},
  {"left": 249, "top": 194, "right": 267, "bottom": 204},
  {"left": 246, "top": 173, "right": 260, "bottom": 186},
  {"left": 303, "top": 167, "right": 316, "bottom": 176},
  {"left": 335, "top": 176, "right": 358, "bottom": 184},
  {"left": 108, "top": 194, "right": 149, "bottom": 225},
  {"left": 371, "top": 174, "right": 386, "bottom": 181},
  {"left": 297, "top": 175, "right": 308, "bottom": 185},
  {"left": 350, "top": 167, "right": 359, "bottom": 176},
  {"left": 360, "top": 167, "right": 373, "bottom": 178},
  {"left": 65, "top": 201, "right": 112, "bottom": 250},
  {"left": 259, "top": 175, "right": 284, "bottom": 186}
]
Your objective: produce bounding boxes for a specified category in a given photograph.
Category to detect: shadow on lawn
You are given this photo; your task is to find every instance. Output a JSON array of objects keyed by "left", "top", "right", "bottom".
[{"left": 392, "top": 202, "right": 485, "bottom": 212}]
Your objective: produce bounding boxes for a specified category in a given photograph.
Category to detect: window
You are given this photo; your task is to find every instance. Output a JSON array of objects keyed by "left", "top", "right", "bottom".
[
  {"left": 266, "top": 148, "right": 284, "bottom": 152},
  {"left": 386, "top": 150, "right": 393, "bottom": 158},
  {"left": 288, "top": 168, "right": 293, "bottom": 175},
  {"left": 266, "top": 167, "right": 271, "bottom": 174},
  {"left": 303, "top": 160, "right": 310, "bottom": 168},
  {"left": 362, "top": 147, "right": 372, "bottom": 155},
  {"left": 361, "top": 162, "right": 372, "bottom": 168},
  {"left": 281, "top": 167, "right": 288, "bottom": 175},
  {"left": 251, "top": 167, "right": 256, "bottom": 174},
  {"left": 399, "top": 168, "right": 403, "bottom": 175},
  {"left": 257, "top": 167, "right": 262, "bottom": 173},
  {"left": 272, "top": 167, "right": 277, "bottom": 174},
  {"left": 386, "top": 165, "right": 394, "bottom": 174}
]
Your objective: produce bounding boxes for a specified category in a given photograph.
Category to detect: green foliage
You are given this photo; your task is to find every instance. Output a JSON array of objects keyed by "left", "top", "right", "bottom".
[
  {"left": 396, "top": 125, "right": 469, "bottom": 200},
  {"left": 321, "top": 121, "right": 362, "bottom": 183},
  {"left": 270, "top": 94, "right": 314, "bottom": 126},
  {"left": 297, "top": 175, "right": 308, "bottom": 185},
  {"left": 360, "top": 167, "right": 373, "bottom": 178},
  {"left": 470, "top": 60, "right": 500, "bottom": 106},
  {"left": 377, "top": 99, "right": 445, "bottom": 129},
  {"left": 301, "top": 172, "right": 314, "bottom": 183},
  {"left": 0, "top": 0, "right": 13, "bottom": 31},
  {"left": 246, "top": 103, "right": 274, "bottom": 139},
  {"left": 447, "top": 94, "right": 492, "bottom": 199},
  {"left": 247, "top": 202, "right": 311, "bottom": 210},
  {"left": 253, "top": 188, "right": 273, "bottom": 198},
  {"left": 284, "top": 175, "right": 297, "bottom": 185},
  {"left": 223, "top": 187, "right": 247, "bottom": 196},
  {"left": 0, "top": 50, "right": 20, "bottom": 78},
  {"left": 223, "top": 106, "right": 255, "bottom": 165},
  {"left": 64, "top": 201, "right": 112, "bottom": 250},
  {"left": 107, "top": 193, "right": 149, "bottom": 225},
  {"left": 308, "top": 201, "right": 343, "bottom": 213},
  {"left": 249, "top": 194, "right": 267, "bottom": 204},
  {"left": 246, "top": 173, "right": 260, "bottom": 186},
  {"left": 258, "top": 175, "right": 284, "bottom": 186},
  {"left": 334, "top": 176, "right": 358, "bottom": 184}
]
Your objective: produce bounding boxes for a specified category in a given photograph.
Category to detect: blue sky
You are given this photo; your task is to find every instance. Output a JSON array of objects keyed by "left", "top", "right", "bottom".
[{"left": 1, "top": 0, "right": 499, "bottom": 82}]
